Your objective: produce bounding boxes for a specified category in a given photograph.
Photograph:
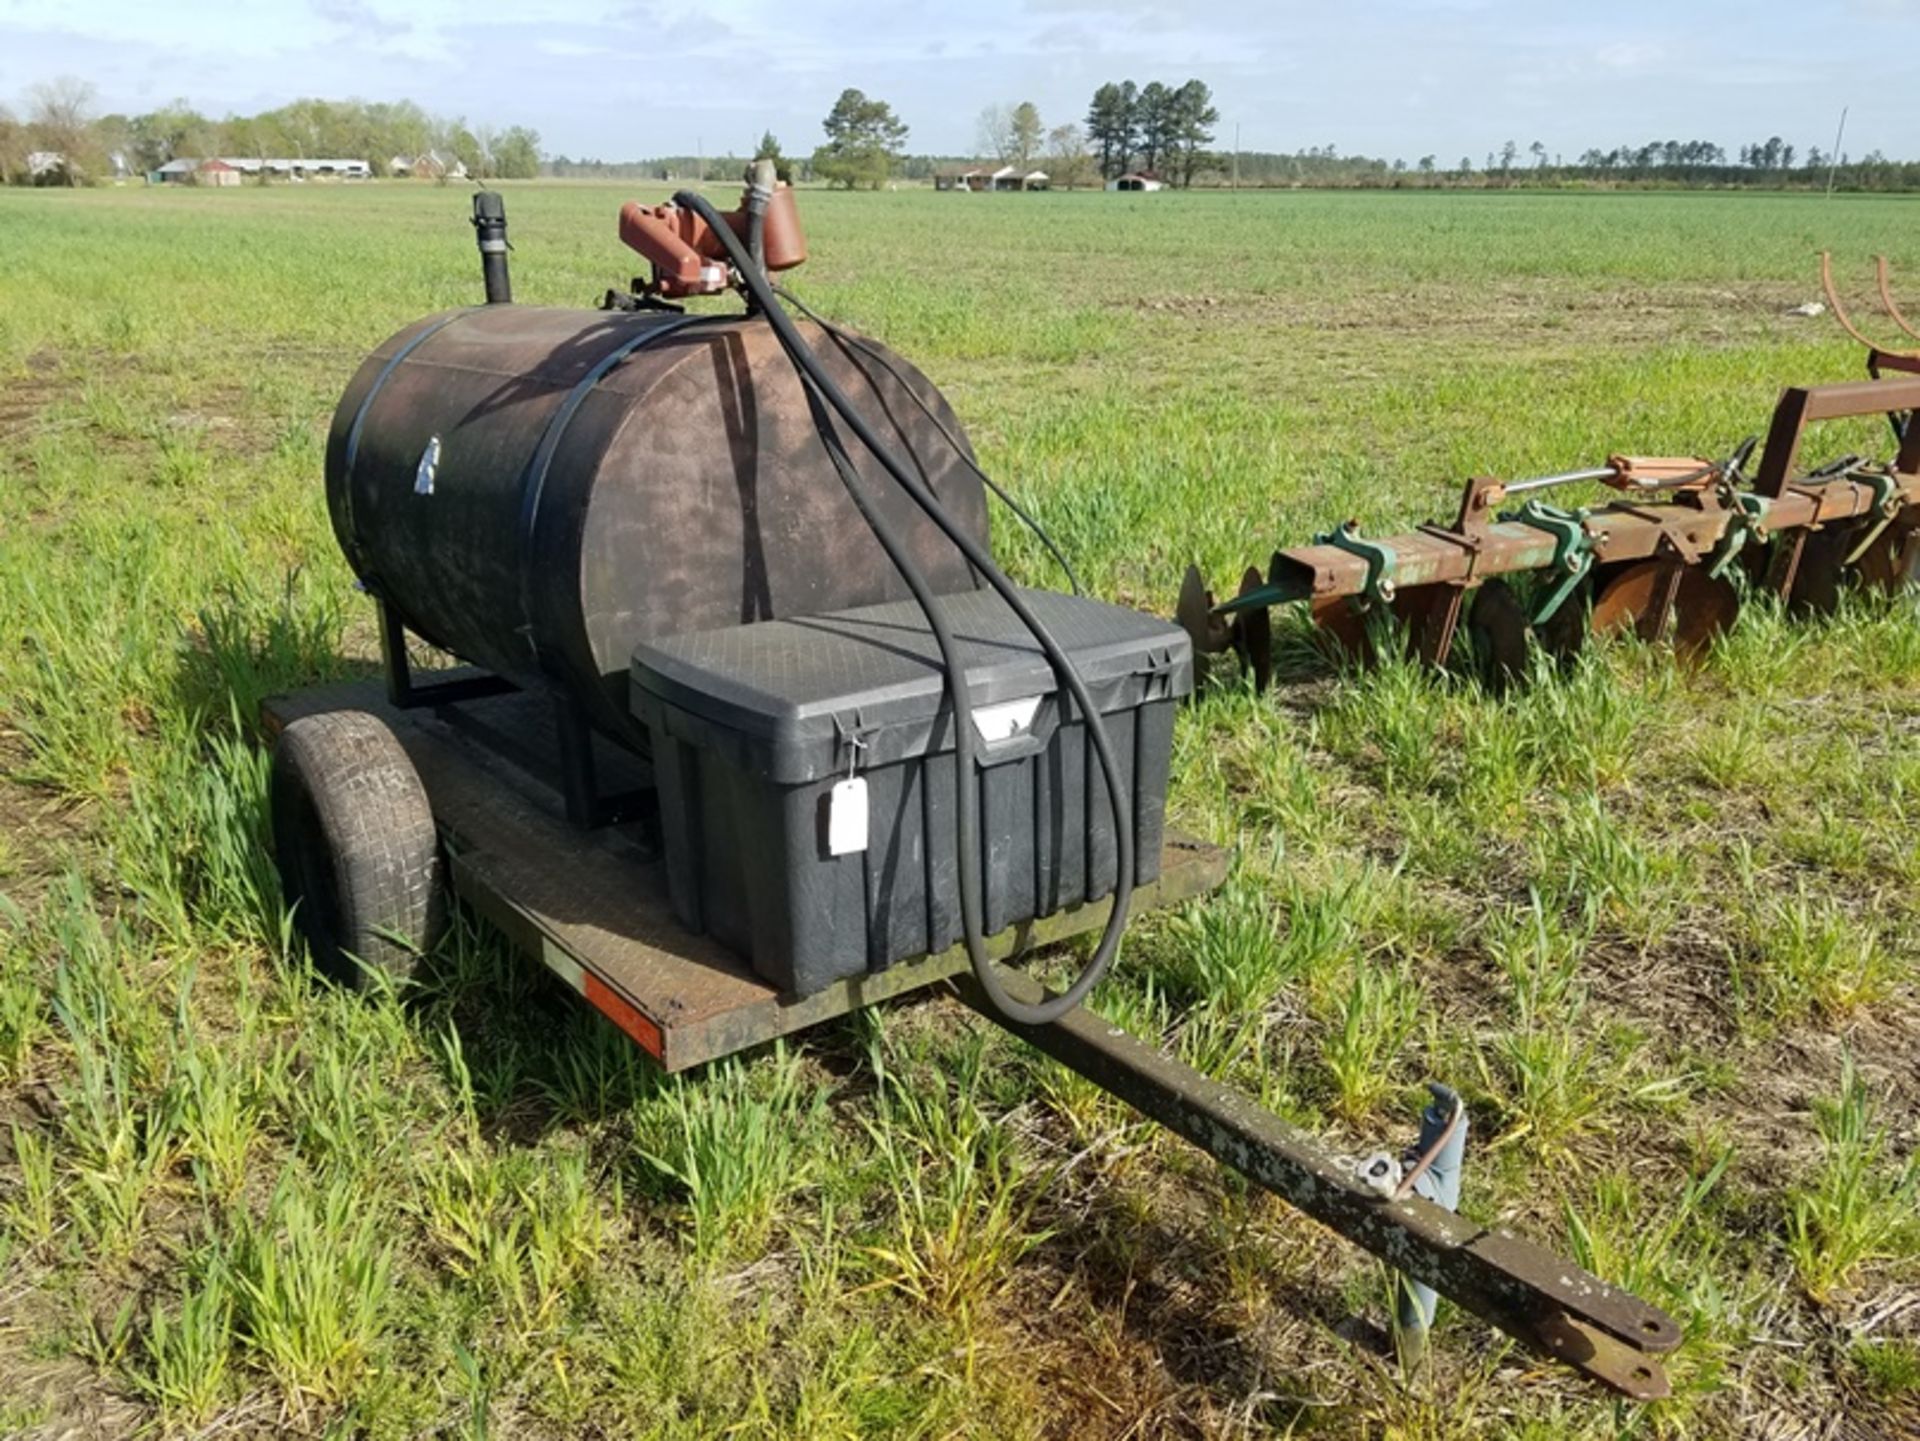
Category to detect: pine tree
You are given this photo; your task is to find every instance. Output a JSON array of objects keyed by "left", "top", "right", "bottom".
[
  {"left": 756, "top": 129, "right": 791, "bottom": 183},
  {"left": 812, "top": 89, "right": 908, "bottom": 189},
  {"left": 1170, "top": 80, "right": 1217, "bottom": 187}
]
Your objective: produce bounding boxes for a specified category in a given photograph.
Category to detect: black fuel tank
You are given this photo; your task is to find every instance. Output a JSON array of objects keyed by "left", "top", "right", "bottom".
[{"left": 325, "top": 304, "right": 988, "bottom": 744}]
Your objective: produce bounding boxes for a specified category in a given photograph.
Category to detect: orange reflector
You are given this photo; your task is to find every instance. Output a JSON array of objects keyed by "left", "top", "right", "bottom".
[{"left": 583, "top": 973, "right": 665, "bottom": 1061}]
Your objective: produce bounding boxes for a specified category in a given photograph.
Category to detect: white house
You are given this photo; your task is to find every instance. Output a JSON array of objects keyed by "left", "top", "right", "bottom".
[{"left": 392, "top": 151, "right": 468, "bottom": 181}]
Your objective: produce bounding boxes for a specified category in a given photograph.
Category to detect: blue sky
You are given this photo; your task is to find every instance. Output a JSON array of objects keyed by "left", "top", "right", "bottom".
[{"left": 3, "top": 0, "right": 1916, "bottom": 162}]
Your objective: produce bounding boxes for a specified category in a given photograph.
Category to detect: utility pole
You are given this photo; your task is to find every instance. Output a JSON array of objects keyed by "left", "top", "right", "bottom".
[
  {"left": 1233, "top": 123, "right": 1240, "bottom": 189},
  {"left": 1826, "top": 106, "right": 1847, "bottom": 197}
]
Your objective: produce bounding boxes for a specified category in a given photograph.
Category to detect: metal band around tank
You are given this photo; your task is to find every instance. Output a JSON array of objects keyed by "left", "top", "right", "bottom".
[
  {"left": 338, "top": 307, "right": 482, "bottom": 576},
  {"left": 514, "top": 312, "right": 718, "bottom": 674},
  {"left": 342, "top": 307, "right": 484, "bottom": 481}
]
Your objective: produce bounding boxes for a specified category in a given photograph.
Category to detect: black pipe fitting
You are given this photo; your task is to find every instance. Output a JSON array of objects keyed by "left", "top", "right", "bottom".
[{"left": 471, "top": 190, "right": 512, "bottom": 304}]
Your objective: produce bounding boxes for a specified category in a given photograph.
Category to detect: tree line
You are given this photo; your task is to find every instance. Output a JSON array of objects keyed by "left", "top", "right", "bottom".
[
  {"left": 791, "top": 88, "right": 1920, "bottom": 192},
  {"left": 12, "top": 72, "right": 1920, "bottom": 194},
  {"left": 1221, "top": 137, "right": 1920, "bottom": 192},
  {"left": 0, "top": 77, "right": 542, "bottom": 185}
]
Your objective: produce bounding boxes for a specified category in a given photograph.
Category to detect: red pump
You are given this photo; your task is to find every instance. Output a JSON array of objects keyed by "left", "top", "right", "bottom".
[{"left": 618, "top": 174, "right": 806, "bottom": 298}]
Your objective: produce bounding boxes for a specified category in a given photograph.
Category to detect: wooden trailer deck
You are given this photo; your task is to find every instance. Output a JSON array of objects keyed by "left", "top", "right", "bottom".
[{"left": 263, "top": 678, "right": 1228, "bottom": 1071}]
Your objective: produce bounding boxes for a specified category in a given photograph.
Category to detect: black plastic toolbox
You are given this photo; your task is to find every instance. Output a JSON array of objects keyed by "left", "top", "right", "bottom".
[{"left": 630, "top": 588, "right": 1192, "bottom": 997}]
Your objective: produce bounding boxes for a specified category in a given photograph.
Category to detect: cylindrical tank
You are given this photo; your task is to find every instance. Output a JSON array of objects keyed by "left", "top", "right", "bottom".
[{"left": 325, "top": 305, "right": 989, "bottom": 745}]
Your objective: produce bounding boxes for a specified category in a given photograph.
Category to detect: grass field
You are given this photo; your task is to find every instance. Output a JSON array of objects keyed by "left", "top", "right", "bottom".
[{"left": 2, "top": 181, "right": 1918, "bottom": 1438}]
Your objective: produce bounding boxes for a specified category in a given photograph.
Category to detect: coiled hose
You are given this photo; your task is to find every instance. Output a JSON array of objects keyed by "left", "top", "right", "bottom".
[{"left": 673, "top": 189, "right": 1133, "bottom": 1027}]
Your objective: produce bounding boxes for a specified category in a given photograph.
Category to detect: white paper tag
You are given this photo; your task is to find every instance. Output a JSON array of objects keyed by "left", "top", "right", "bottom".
[
  {"left": 972, "top": 694, "right": 1043, "bottom": 744},
  {"left": 828, "top": 777, "right": 869, "bottom": 856}
]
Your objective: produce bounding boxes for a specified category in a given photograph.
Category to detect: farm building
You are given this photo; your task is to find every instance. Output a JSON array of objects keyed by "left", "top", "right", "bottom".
[
  {"left": 152, "top": 157, "right": 372, "bottom": 184},
  {"left": 935, "top": 164, "right": 1049, "bottom": 192},
  {"left": 282, "top": 159, "right": 370, "bottom": 180},
  {"left": 226, "top": 158, "right": 371, "bottom": 181},
  {"left": 390, "top": 151, "right": 469, "bottom": 181},
  {"left": 1107, "top": 172, "right": 1165, "bottom": 192}
]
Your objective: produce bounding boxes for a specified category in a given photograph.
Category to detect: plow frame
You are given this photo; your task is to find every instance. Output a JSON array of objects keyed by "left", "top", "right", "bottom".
[{"left": 1190, "top": 374, "right": 1920, "bottom": 680}]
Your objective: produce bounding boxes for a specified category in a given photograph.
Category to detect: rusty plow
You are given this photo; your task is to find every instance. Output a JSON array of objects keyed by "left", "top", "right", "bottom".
[{"left": 1180, "top": 365, "right": 1920, "bottom": 690}]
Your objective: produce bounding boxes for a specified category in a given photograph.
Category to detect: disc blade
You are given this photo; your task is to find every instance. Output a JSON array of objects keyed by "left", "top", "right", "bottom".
[
  {"left": 1593, "top": 560, "right": 1684, "bottom": 643},
  {"left": 1534, "top": 575, "right": 1591, "bottom": 664},
  {"left": 1592, "top": 561, "right": 1737, "bottom": 661},
  {"left": 1782, "top": 526, "right": 1853, "bottom": 617},
  {"left": 1176, "top": 564, "right": 1230, "bottom": 656},
  {"left": 1466, "top": 578, "right": 1531, "bottom": 690},
  {"left": 1669, "top": 568, "right": 1740, "bottom": 661},
  {"left": 1309, "top": 594, "right": 1373, "bottom": 664},
  {"left": 1392, "top": 583, "right": 1467, "bottom": 669},
  {"left": 1853, "top": 517, "right": 1920, "bottom": 594},
  {"left": 1234, "top": 566, "right": 1274, "bottom": 690},
  {"left": 1737, "top": 535, "right": 1774, "bottom": 590}
]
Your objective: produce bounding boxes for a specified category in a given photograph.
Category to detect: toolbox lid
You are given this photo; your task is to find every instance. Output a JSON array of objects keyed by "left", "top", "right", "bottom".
[{"left": 631, "top": 588, "right": 1191, "bottom": 784}]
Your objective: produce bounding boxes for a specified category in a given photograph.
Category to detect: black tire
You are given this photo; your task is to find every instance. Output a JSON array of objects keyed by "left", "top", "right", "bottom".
[{"left": 270, "top": 710, "right": 445, "bottom": 987}]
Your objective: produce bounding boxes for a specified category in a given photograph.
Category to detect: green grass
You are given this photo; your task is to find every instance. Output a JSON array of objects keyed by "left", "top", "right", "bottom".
[
  {"left": 1, "top": 181, "right": 1918, "bottom": 1436},
  {"left": 1785, "top": 1058, "right": 1920, "bottom": 1305}
]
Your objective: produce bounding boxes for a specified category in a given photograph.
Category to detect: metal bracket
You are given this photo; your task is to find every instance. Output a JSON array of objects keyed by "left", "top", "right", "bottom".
[
  {"left": 377, "top": 595, "right": 518, "bottom": 710},
  {"left": 1394, "top": 1083, "right": 1468, "bottom": 1365},
  {"left": 1501, "top": 500, "right": 1595, "bottom": 625},
  {"left": 1314, "top": 522, "right": 1398, "bottom": 606},
  {"left": 832, "top": 711, "right": 879, "bottom": 775},
  {"left": 1844, "top": 469, "right": 1904, "bottom": 564},
  {"left": 1706, "top": 492, "right": 1766, "bottom": 579},
  {"left": 552, "top": 691, "right": 652, "bottom": 830}
]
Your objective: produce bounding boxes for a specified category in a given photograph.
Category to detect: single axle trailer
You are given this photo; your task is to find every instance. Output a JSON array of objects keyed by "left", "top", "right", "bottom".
[
  {"left": 264, "top": 675, "right": 1679, "bottom": 1398},
  {"left": 264, "top": 178, "right": 1682, "bottom": 1404}
]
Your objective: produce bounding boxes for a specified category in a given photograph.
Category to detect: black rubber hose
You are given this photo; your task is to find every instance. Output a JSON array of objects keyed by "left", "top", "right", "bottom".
[
  {"left": 673, "top": 188, "right": 1132, "bottom": 1026},
  {"left": 772, "top": 283, "right": 1083, "bottom": 596},
  {"left": 746, "top": 206, "right": 767, "bottom": 312},
  {"left": 793, "top": 373, "right": 1020, "bottom": 1001}
]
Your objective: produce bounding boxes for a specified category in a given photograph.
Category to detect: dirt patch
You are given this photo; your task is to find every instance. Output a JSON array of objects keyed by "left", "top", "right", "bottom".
[
  {"left": 162, "top": 378, "right": 280, "bottom": 462},
  {"left": 1121, "top": 278, "right": 1826, "bottom": 358},
  {"left": 0, "top": 1309, "right": 147, "bottom": 1440},
  {"left": 0, "top": 352, "right": 63, "bottom": 448},
  {"left": 0, "top": 730, "right": 91, "bottom": 910},
  {"left": 1001, "top": 1187, "right": 1348, "bottom": 1435}
]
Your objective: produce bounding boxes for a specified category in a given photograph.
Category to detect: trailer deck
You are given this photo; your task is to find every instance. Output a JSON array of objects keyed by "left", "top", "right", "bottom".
[{"left": 262, "top": 676, "right": 1229, "bottom": 1071}]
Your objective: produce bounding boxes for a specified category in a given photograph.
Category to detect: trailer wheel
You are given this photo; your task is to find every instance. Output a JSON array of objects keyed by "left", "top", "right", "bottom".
[{"left": 270, "top": 710, "right": 445, "bottom": 988}]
